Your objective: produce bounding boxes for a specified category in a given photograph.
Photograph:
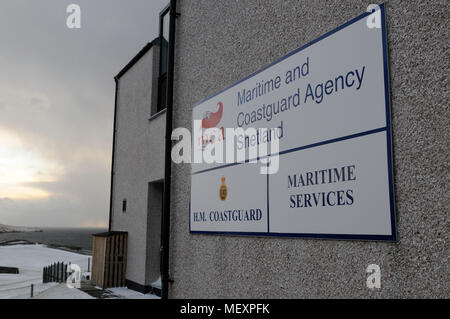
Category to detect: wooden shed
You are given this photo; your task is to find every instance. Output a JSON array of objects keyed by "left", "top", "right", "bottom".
[{"left": 91, "top": 231, "right": 128, "bottom": 289}]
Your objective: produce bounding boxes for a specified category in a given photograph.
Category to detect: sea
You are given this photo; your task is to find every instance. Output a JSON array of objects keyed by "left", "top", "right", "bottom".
[{"left": 0, "top": 228, "right": 107, "bottom": 254}]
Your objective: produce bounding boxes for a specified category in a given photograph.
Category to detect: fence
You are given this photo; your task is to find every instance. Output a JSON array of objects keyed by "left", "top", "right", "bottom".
[{"left": 42, "top": 262, "right": 70, "bottom": 283}]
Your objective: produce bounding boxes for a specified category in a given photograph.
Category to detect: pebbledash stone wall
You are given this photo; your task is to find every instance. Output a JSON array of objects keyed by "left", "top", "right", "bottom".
[{"left": 168, "top": 0, "right": 449, "bottom": 298}]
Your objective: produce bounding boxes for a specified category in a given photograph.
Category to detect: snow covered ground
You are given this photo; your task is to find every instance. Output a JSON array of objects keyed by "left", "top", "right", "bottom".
[
  {"left": 0, "top": 243, "right": 90, "bottom": 299},
  {"left": 0, "top": 243, "right": 160, "bottom": 299},
  {"left": 108, "top": 287, "right": 160, "bottom": 299},
  {"left": 0, "top": 224, "right": 42, "bottom": 233},
  {"left": 33, "top": 283, "right": 94, "bottom": 299}
]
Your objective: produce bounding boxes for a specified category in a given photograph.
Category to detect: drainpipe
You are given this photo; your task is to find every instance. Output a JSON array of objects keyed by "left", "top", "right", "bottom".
[
  {"left": 108, "top": 77, "right": 119, "bottom": 232},
  {"left": 161, "top": 0, "right": 177, "bottom": 300}
]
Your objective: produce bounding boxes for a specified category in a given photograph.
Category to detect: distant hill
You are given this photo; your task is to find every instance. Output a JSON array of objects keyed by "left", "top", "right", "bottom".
[{"left": 0, "top": 224, "right": 42, "bottom": 233}]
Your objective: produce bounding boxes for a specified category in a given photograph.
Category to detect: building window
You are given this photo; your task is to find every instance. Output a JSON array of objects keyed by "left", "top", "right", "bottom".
[
  {"left": 122, "top": 199, "right": 127, "bottom": 213},
  {"left": 157, "top": 7, "right": 170, "bottom": 113}
]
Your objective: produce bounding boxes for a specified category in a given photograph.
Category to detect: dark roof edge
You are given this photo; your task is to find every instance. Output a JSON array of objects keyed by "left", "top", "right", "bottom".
[
  {"left": 93, "top": 231, "right": 128, "bottom": 237},
  {"left": 115, "top": 38, "right": 160, "bottom": 80}
]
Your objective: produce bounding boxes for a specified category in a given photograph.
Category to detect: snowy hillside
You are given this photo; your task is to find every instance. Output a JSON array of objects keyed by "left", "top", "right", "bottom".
[
  {"left": 0, "top": 244, "right": 158, "bottom": 299},
  {"left": 0, "top": 244, "right": 91, "bottom": 299},
  {"left": 0, "top": 224, "right": 42, "bottom": 233}
]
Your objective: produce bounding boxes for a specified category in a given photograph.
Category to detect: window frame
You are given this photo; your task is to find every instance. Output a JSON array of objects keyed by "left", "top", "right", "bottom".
[{"left": 156, "top": 5, "right": 171, "bottom": 113}]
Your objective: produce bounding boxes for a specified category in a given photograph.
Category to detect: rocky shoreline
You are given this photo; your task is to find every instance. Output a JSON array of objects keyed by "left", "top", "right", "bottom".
[{"left": 0, "top": 224, "right": 42, "bottom": 234}]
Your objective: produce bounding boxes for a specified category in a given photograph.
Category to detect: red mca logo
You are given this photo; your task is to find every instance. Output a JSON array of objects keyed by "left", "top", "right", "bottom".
[
  {"left": 199, "top": 101, "right": 225, "bottom": 149},
  {"left": 202, "top": 102, "right": 223, "bottom": 129}
]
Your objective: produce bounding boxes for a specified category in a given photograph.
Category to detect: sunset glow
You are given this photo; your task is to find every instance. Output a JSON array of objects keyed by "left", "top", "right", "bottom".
[{"left": 0, "top": 129, "right": 62, "bottom": 200}]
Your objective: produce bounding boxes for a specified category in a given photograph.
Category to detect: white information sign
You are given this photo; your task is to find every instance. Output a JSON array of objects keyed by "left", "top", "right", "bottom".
[{"left": 190, "top": 5, "right": 396, "bottom": 240}]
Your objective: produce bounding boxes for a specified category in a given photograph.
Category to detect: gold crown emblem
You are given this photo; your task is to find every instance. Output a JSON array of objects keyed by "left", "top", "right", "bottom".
[{"left": 219, "top": 177, "right": 227, "bottom": 201}]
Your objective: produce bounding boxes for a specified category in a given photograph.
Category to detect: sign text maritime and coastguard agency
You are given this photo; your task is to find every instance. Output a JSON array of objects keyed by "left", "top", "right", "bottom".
[
  {"left": 190, "top": 4, "right": 396, "bottom": 241},
  {"left": 236, "top": 56, "right": 366, "bottom": 128}
]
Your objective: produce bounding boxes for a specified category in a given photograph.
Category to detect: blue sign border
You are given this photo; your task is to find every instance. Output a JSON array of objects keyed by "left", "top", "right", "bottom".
[{"left": 189, "top": 3, "right": 397, "bottom": 241}]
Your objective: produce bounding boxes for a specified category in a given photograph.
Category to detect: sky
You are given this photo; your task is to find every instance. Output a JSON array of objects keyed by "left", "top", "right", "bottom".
[{"left": 0, "top": 0, "right": 168, "bottom": 228}]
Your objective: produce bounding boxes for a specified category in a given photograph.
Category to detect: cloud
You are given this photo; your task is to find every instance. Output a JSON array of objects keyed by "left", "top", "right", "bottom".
[{"left": 0, "top": 0, "right": 169, "bottom": 227}]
